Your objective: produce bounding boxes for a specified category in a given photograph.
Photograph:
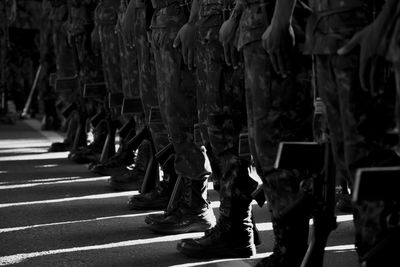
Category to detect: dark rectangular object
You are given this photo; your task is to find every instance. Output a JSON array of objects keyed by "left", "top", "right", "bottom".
[
  {"left": 49, "top": 73, "right": 57, "bottom": 87},
  {"left": 55, "top": 75, "right": 80, "bottom": 92},
  {"left": 149, "top": 106, "right": 162, "bottom": 124},
  {"left": 61, "top": 102, "right": 77, "bottom": 118},
  {"left": 127, "top": 126, "right": 151, "bottom": 151},
  {"left": 239, "top": 132, "right": 251, "bottom": 161},
  {"left": 122, "top": 97, "right": 143, "bottom": 114},
  {"left": 155, "top": 142, "right": 174, "bottom": 165},
  {"left": 353, "top": 167, "right": 400, "bottom": 202},
  {"left": 274, "top": 141, "right": 324, "bottom": 173},
  {"left": 89, "top": 110, "right": 105, "bottom": 128},
  {"left": 194, "top": 123, "right": 203, "bottom": 147},
  {"left": 108, "top": 92, "right": 124, "bottom": 107},
  {"left": 83, "top": 82, "right": 107, "bottom": 98}
]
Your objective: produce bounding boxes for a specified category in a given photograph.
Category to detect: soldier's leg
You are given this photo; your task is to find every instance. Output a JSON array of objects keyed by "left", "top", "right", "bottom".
[
  {"left": 49, "top": 8, "right": 80, "bottom": 151},
  {"left": 68, "top": 26, "right": 109, "bottom": 164},
  {"left": 177, "top": 40, "right": 256, "bottom": 258},
  {"left": 91, "top": 17, "right": 139, "bottom": 176},
  {"left": 126, "top": 1, "right": 178, "bottom": 208},
  {"left": 145, "top": 21, "right": 215, "bottom": 234},
  {"left": 241, "top": 41, "right": 313, "bottom": 267},
  {"left": 320, "top": 54, "right": 400, "bottom": 265},
  {"left": 109, "top": 5, "right": 161, "bottom": 193}
]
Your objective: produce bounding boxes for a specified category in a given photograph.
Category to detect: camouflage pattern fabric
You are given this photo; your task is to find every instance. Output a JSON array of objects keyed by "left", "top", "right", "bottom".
[
  {"left": 242, "top": 42, "right": 313, "bottom": 175},
  {"left": 95, "top": 0, "right": 122, "bottom": 95},
  {"left": 13, "top": 0, "right": 42, "bottom": 30},
  {"left": 117, "top": 0, "right": 140, "bottom": 100},
  {"left": 151, "top": 2, "right": 211, "bottom": 180},
  {"left": 236, "top": 1, "right": 271, "bottom": 51},
  {"left": 68, "top": 0, "right": 103, "bottom": 84},
  {"left": 304, "top": 9, "right": 370, "bottom": 55},
  {"left": 38, "top": 0, "right": 59, "bottom": 123},
  {"left": 196, "top": 0, "right": 254, "bottom": 218},
  {"left": 132, "top": 0, "right": 170, "bottom": 152},
  {"left": 50, "top": 1, "right": 76, "bottom": 78},
  {"left": 239, "top": 0, "right": 313, "bottom": 216},
  {"left": 353, "top": 200, "right": 400, "bottom": 265},
  {"left": 307, "top": 1, "right": 400, "bottom": 264}
]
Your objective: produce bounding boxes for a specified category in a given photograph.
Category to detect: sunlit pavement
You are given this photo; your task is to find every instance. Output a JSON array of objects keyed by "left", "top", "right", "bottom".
[{"left": 0, "top": 119, "right": 359, "bottom": 267}]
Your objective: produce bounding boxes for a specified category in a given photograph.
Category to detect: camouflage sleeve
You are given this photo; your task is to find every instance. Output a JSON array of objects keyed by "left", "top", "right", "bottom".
[
  {"left": 384, "top": 0, "right": 400, "bottom": 62},
  {"left": 230, "top": 0, "right": 244, "bottom": 24},
  {"left": 188, "top": 0, "right": 199, "bottom": 25}
]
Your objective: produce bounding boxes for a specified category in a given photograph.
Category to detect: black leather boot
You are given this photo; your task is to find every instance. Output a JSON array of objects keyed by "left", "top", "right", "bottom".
[
  {"left": 147, "top": 177, "right": 216, "bottom": 234},
  {"left": 177, "top": 159, "right": 256, "bottom": 258}
]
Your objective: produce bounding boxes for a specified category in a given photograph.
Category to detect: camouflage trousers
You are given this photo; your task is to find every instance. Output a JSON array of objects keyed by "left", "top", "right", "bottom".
[
  {"left": 196, "top": 37, "right": 253, "bottom": 217},
  {"left": 133, "top": 6, "right": 169, "bottom": 152},
  {"left": 315, "top": 54, "right": 400, "bottom": 263},
  {"left": 98, "top": 24, "right": 123, "bottom": 97},
  {"left": 72, "top": 33, "right": 104, "bottom": 85},
  {"left": 53, "top": 16, "right": 76, "bottom": 78},
  {"left": 151, "top": 26, "right": 210, "bottom": 180},
  {"left": 117, "top": 28, "right": 139, "bottom": 100},
  {"left": 242, "top": 41, "right": 313, "bottom": 218},
  {"left": 53, "top": 21, "right": 78, "bottom": 105},
  {"left": 316, "top": 54, "right": 398, "bottom": 183}
]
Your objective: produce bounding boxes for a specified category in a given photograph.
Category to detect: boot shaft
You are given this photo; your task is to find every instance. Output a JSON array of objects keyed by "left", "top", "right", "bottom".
[
  {"left": 134, "top": 139, "right": 154, "bottom": 172},
  {"left": 181, "top": 177, "right": 210, "bottom": 214}
]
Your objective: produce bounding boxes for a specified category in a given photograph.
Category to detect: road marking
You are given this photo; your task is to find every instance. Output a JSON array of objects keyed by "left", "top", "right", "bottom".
[
  {"left": 0, "top": 191, "right": 139, "bottom": 208},
  {"left": 0, "top": 242, "right": 356, "bottom": 266},
  {"left": 0, "top": 212, "right": 163, "bottom": 233},
  {"left": 0, "top": 176, "right": 110, "bottom": 190},
  {"left": 0, "top": 233, "right": 205, "bottom": 266},
  {"left": 0, "top": 152, "right": 69, "bottom": 162}
]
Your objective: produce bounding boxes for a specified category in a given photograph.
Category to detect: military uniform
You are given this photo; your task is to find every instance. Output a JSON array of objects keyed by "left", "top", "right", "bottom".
[
  {"left": 95, "top": 0, "right": 123, "bottom": 100},
  {"left": 176, "top": 0, "right": 257, "bottom": 258},
  {"left": 145, "top": 0, "right": 216, "bottom": 234},
  {"left": 51, "top": 0, "right": 76, "bottom": 78},
  {"left": 116, "top": 0, "right": 140, "bottom": 102},
  {"left": 306, "top": 0, "right": 400, "bottom": 265},
  {"left": 39, "top": 0, "right": 60, "bottom": 130},
  {"left": 47, "top": 0, "right": 80, "bottom": 152},
  {"left": 226, "top": 0, "right": 314, "bottom": 265},
  {"left": 66, "top": 0, "right": 110, "bottom": 164},
  {"left": 105, "top": 0, "right": 155, "bottom": 191}
]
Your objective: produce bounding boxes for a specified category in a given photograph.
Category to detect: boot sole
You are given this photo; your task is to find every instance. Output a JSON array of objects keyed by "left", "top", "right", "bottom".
[
  {"left": 177, "top": 243, "right": 256, "bottom": 259},
  {"left": 148, "top": 222, "right": 214, "bottom": 234}
]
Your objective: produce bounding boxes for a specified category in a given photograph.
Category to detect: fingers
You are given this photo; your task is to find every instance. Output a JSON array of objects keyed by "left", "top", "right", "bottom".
[
  {"left": 231, "top": 45, "right": 238, "bottom": 69},
  {"left": 277, "top": 50, "right": 288, "bottom": 78},
  {"left": 223, "top": 44, "right": 231, "bottom": 66},
  {"left": 182, "top": 46, "right": 188, "bottom": 66},
  {"left": 338, "top": 31, "right": 361, "bottom": 55},
  {"left": 359, "top": 51, "right": 369, "bottom": 92},
  {"left": 173, "top": 35, "right": 181, "bottom": 49},
  {"left": 269, "top": 53, "right": 280, "bottom": 75},
  {"left": 187, "top": 48, "right": 194, "bottom": 70}
]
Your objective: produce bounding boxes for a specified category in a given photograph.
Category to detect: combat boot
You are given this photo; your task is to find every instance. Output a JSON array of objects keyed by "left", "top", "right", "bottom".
[
  {"left": 255, "top": 169, "right": 310, "bottom": 267},
  {"left": 177, "top": 160, "right": 256, "bottom": 258},
  {"left": 69, "top": 119, "right": 108, "bottom": 164},
  {"left": 255, "top": 213, "right": 309, "bottom": 267},
  {"left": 48, "top": 112, "right": 78, "bottom": 152},
  {"left": 108, "top": 138, "right": 153, "bottom": 191},
  {"left": 147, "top": 177, "right": 216, "bottom": 234},
  {"left": 90, "top": 127, "right": 136, "bottom": 176},
  {"left": 128, "top": 154, "right": 178, "bottom": 210}
]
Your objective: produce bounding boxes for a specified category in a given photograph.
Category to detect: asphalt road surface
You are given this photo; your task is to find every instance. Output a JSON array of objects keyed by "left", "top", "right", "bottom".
[{"left": 0, "top": 119, "right": 359, "bottom": 267}]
